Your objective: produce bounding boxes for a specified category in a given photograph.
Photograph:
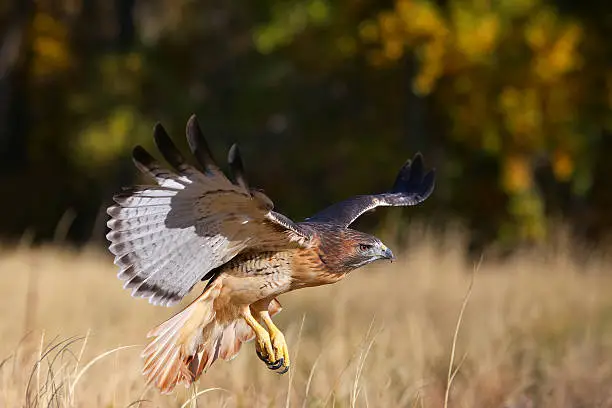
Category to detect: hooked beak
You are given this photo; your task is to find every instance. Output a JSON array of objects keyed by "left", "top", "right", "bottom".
[{"left": 379, "top": 245, "right": 395, "bottom": 261}]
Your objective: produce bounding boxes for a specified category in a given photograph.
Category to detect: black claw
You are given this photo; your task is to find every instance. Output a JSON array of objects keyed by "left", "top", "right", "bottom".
[
  {"left": 256, "top": 349, "right": 271, "bottom": 364},
  {"left": 255, "top": 348, "right": 288, "bottom": 372},
  {"left": 267, "top": 358, "right": 283, "bottom": 370}
]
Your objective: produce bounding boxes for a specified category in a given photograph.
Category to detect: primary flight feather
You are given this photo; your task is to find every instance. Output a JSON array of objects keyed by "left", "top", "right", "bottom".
[{"left": 106, "top": 114, "right": 435, "bottom": 393}]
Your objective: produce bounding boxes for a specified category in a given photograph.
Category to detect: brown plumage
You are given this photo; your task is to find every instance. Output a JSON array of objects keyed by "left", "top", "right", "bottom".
[{"left": 106, "top": 115, "right": 435, "bottom": 393}]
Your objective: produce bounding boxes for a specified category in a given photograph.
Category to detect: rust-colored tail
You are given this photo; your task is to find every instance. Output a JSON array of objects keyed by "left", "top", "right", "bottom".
[
  {"left": 141, "top": 280, "right": 284, "bottom": 394},
  {"left": 142, "top": 280, "right": 239, "bottom": 393}
]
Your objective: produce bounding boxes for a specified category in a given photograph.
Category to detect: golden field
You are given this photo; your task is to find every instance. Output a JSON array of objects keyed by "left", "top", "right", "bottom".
[{"left": 1, "top": 229, "right": 612, "bottom": 407}]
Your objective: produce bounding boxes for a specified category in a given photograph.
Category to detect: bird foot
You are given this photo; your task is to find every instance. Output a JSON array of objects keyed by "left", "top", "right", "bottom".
[{"left": 255, "top": 329, "right": 290, "bottom": 374}]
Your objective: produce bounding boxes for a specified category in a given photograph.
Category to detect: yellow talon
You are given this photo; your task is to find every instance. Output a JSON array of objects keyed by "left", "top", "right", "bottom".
[
  {"left": 242, "top": 307, "right": 275, "bottom": 363},
  {"left": 260, "top": 310, "right": 290, "bottom": 372},
  {"left": 256, "top": 331, "right": 275, "bottom": 361}
]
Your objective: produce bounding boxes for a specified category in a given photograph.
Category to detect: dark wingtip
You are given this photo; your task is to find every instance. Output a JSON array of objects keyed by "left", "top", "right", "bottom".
[
  {"left": 131, "top": 145, "right": 163, "bottom": 178},
  {"left": 227, "top": 143, "right": 249, "bottom": 191},
  {"left": 227, "top": 143, "right": 240, "bottom": 166},
  {"left": 153, "top": 123, "right": 185, "bottom": 169},
  {"left": 186, "top": 114, "right": 218, "bottom": 171},
  {"left": 421, "top": 168, "right": 436, "bottom": 199},
  {"left": 152, "top": 122, "right": 165, "bottom": 140},
  {"left": 409, "top": 152, "right": 424, "bottom": 176},
  {"left": 153, "top": 123, "right": 172, "bottom": 151},
  {"left": 132, "top": 145, "right": 154, "bottom": 166},
  {"left": 392, "top": 152, "right": 433, "bottom": 195}
]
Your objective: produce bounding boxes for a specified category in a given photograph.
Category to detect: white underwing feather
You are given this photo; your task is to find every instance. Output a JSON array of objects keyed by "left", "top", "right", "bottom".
[{"left": 107, "top": 140, "right": 312, "bottom": 306}]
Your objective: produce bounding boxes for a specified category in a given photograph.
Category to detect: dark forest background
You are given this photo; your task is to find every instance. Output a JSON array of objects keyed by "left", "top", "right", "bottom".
[{"left": 0, "top": 0, "right": 610, "bottom": 255}]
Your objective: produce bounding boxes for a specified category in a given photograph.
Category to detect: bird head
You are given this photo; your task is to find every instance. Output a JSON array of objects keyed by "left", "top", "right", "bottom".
[
  {"left": 316, "top": 226, "right": 395, "bottom": 273},
  {"left": 345, "top": 234, "right": 395, "bottom": 270}
]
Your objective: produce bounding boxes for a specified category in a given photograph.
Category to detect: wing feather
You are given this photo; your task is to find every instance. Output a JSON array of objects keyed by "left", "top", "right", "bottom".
[
  {"left": 132, "top": 146, "right": 190, "bottom": 188},
  {"left": 107, "top": 212, "right": 170, "bottom": 233},
  {"left": 306, "top": 152, "right": 435, "bottom": 227},
  {"left": 185, "top": 114, "right": 220, "bottom": 174},
  {"left": 227, "top": 144, "right": 250, "bottom": 191},
  {"left": 107, "top": 204, "right": 169, "bottom": 220},
  {"left": 107, "top": 117, "right": 311, "bottom": 306}
]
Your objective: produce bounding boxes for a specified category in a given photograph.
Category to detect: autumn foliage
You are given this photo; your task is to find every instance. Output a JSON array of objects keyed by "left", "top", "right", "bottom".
[{"left": 0, "top": 0, "right": 610, "bottom": 251}]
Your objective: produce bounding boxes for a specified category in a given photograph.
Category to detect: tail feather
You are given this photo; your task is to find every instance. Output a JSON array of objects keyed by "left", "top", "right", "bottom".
[
  {"left": 141, "top": 288, "right": 284, "bottom": 394},
  {"left": 187, "top": 348, "right": 210, "bottom": 380},
  {"left": 143, "top": 307, "right": 192, "bottom": 359},
  {"left": 141, "top": 281, "right": 221, "bottom": 393},
  {"left": 156, "top": 349, "right": 182, "bottom": 394},
  {"left": 218, "top": 321, "right": 239, "bottom": 360}
]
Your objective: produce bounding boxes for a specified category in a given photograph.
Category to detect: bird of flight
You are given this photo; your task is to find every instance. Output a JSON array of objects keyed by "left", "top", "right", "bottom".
[{"left": 106, "top": 115, "right": 435, "bottom": 394}]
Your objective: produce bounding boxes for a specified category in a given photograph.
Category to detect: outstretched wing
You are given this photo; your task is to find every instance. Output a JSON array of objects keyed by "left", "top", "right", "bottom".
[
  {"left": 107, "top": 115, "right": 311, "bottom": 307},
  {"left": 306, "top": 153, "right": 435, "bottom": 228}
]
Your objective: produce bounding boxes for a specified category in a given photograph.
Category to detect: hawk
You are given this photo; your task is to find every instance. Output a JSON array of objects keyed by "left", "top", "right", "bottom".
[{"left": 106, "top": 115, "right": 435, "bottom": 394}]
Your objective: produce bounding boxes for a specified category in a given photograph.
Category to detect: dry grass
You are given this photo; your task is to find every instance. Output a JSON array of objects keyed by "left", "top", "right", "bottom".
[{"left": 1, "top": 229, "right": 612, "bottom": 407}]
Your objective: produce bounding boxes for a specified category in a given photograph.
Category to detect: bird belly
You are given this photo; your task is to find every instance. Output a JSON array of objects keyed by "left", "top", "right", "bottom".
[
  {"left": 221, "top": 274, "right": 291, "bottom": 305},
  {"left": 219, "top": 252, "right": 294, "bottom": 305}
]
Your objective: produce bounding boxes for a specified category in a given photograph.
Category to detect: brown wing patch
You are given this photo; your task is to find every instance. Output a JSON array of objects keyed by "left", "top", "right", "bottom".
[{"left": 108, "top": 118, "right": 313, "bottom": 306}]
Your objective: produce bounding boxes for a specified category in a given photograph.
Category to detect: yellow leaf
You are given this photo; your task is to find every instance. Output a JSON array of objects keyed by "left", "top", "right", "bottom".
[
  {"left": 31, "top": 12, "right": 71, "bottom": 78},
  {"left": 503, "top": 155, "right": 533, "bottom": 193},
  {"left": 552, "top": 150, "right": 574, "bottom": 181},
  {"left": 383, "top": 39, "right": 404, "bottom": 60},
  {"left": 359, "top": 21, "right": 379, "bottom": 43},
  {"left": 378, "top": 11, "right": 402, "bottom": 38}
]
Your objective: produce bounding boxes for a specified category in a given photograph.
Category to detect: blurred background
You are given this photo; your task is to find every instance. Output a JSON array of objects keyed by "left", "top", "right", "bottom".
[
  {"left": 0, "top": 0, "right": 610, "bottom": 253},
  {"left": 2, "top": 2, "right": 612, "bottom": 406}
]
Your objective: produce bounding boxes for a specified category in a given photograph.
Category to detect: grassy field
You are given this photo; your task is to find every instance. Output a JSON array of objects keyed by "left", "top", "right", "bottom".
[{"left": 1, "top": 230, "right": 612, "bottom": 407}]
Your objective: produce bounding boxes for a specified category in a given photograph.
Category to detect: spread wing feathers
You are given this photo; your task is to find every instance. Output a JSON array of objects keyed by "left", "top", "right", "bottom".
[
  {"left": 107, "top": 117, "right": 311, "bottom": 307},
  {"left": 306, "top": 152, "right": 435, "bottom": 228},
  {"left": 228, "top": 144, "right": 249, "bottom": 191},
  {"left": 185, "top": 114, "right": 219, "bottom": 174}
]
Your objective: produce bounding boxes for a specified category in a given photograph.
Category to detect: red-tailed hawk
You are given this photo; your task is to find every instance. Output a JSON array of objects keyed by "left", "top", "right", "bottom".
[{"left": 106, "top": 115, "right": 435, "bottom": 393}]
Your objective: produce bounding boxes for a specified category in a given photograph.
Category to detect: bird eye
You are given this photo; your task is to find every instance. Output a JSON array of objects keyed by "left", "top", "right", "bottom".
[{"left": 359, "top": 244, "right": 372, "bottom": 252}]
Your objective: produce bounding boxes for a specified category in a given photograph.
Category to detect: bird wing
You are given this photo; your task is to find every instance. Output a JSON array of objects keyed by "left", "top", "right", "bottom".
[
  {"left": 305, "top": 153, "right": 435, "bottom": 228},
  {"left": 106, "top": 115, "right": 311, "bottom": 307}
]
